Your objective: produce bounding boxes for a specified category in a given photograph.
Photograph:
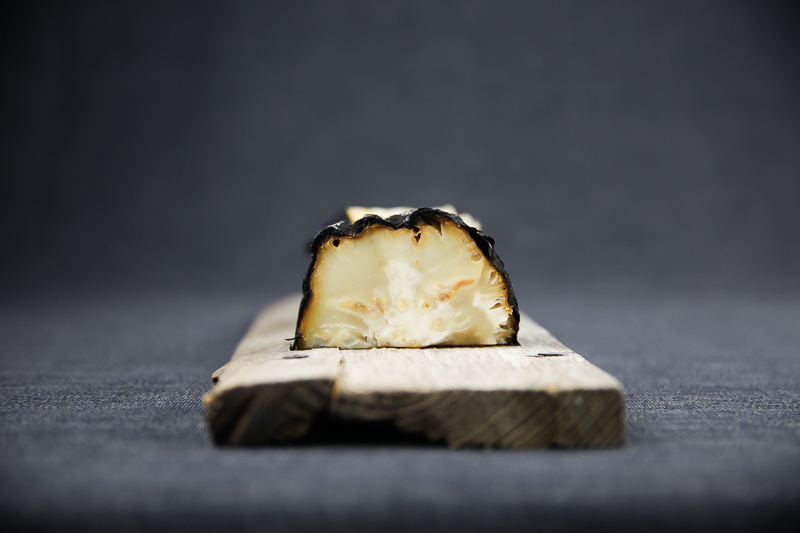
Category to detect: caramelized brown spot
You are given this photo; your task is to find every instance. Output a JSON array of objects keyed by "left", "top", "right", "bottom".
[
  {"left": 453, "top": 279, "right": 475, "bottom": 291},
  {"left": 437, "top": 279, "right": 475, "bottom": 302},
  {"left": 349, "top": 300, "right": 368, "bottom": 313}
]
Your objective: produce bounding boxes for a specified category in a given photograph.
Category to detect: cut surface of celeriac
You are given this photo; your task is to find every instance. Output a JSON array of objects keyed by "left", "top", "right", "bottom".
[{"left": 293, "top": 208, "right": 518, "bottom": 350}]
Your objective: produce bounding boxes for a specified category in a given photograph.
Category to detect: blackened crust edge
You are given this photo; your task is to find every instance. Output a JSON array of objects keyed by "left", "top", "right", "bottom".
[{"left": 291, "top": 207, "right": 520, "bottom": 350}]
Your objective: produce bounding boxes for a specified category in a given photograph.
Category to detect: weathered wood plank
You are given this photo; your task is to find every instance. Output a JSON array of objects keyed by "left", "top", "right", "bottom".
[
  {"left": 204, "top": 295, "right": 342, "bottom": 445},
  {"left": 204, "top": 294, "right": 625, "bottom": 447}
]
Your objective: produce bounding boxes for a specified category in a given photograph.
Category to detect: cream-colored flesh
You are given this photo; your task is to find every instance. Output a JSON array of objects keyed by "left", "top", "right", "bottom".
[{"left": 296, "top": 221, "right": 515, "bottom": 349}]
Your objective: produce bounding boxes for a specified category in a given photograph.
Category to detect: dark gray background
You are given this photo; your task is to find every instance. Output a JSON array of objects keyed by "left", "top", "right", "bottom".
[{"left": 2, "top": 1, "right": 799, "bottom": 531}]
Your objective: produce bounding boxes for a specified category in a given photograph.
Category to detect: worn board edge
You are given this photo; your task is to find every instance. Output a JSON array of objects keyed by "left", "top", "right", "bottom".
[{"left": 204, "top": 294, "right": 625, "bottom": 448}]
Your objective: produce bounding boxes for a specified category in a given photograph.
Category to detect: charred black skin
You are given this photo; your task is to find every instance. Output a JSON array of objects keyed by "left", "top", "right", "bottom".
[{"left": 291, "top": 208, "right": 520, "bottom": 350}]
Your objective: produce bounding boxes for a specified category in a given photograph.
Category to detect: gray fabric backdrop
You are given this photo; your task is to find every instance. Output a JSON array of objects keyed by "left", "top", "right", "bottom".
[{"left": 2, "top": 1, "right": 799, "bottom": 531}]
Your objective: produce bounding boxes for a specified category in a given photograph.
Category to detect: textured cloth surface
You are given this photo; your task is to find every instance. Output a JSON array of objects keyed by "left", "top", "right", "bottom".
[{"left": 1, "top": 290, "right": 799, "bottom": 532}]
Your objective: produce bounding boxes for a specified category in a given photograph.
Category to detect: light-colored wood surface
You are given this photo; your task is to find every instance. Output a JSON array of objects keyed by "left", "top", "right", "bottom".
[{"left": 204, "top": 294, "right": 625, "bottom": 447}]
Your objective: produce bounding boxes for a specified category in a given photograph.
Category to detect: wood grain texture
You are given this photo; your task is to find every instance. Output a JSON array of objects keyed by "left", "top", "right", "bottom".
[
  {"left": 204, "top": 294, "right": 625, "bottom": 447},
  {"left": 203, "top": 295, "right": 342, "bottom": 445}
]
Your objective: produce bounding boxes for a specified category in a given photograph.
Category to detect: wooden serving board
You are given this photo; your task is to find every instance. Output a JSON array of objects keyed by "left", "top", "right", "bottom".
[{"left": 204, "top": 294, "right": 624, "bottom": 448}]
